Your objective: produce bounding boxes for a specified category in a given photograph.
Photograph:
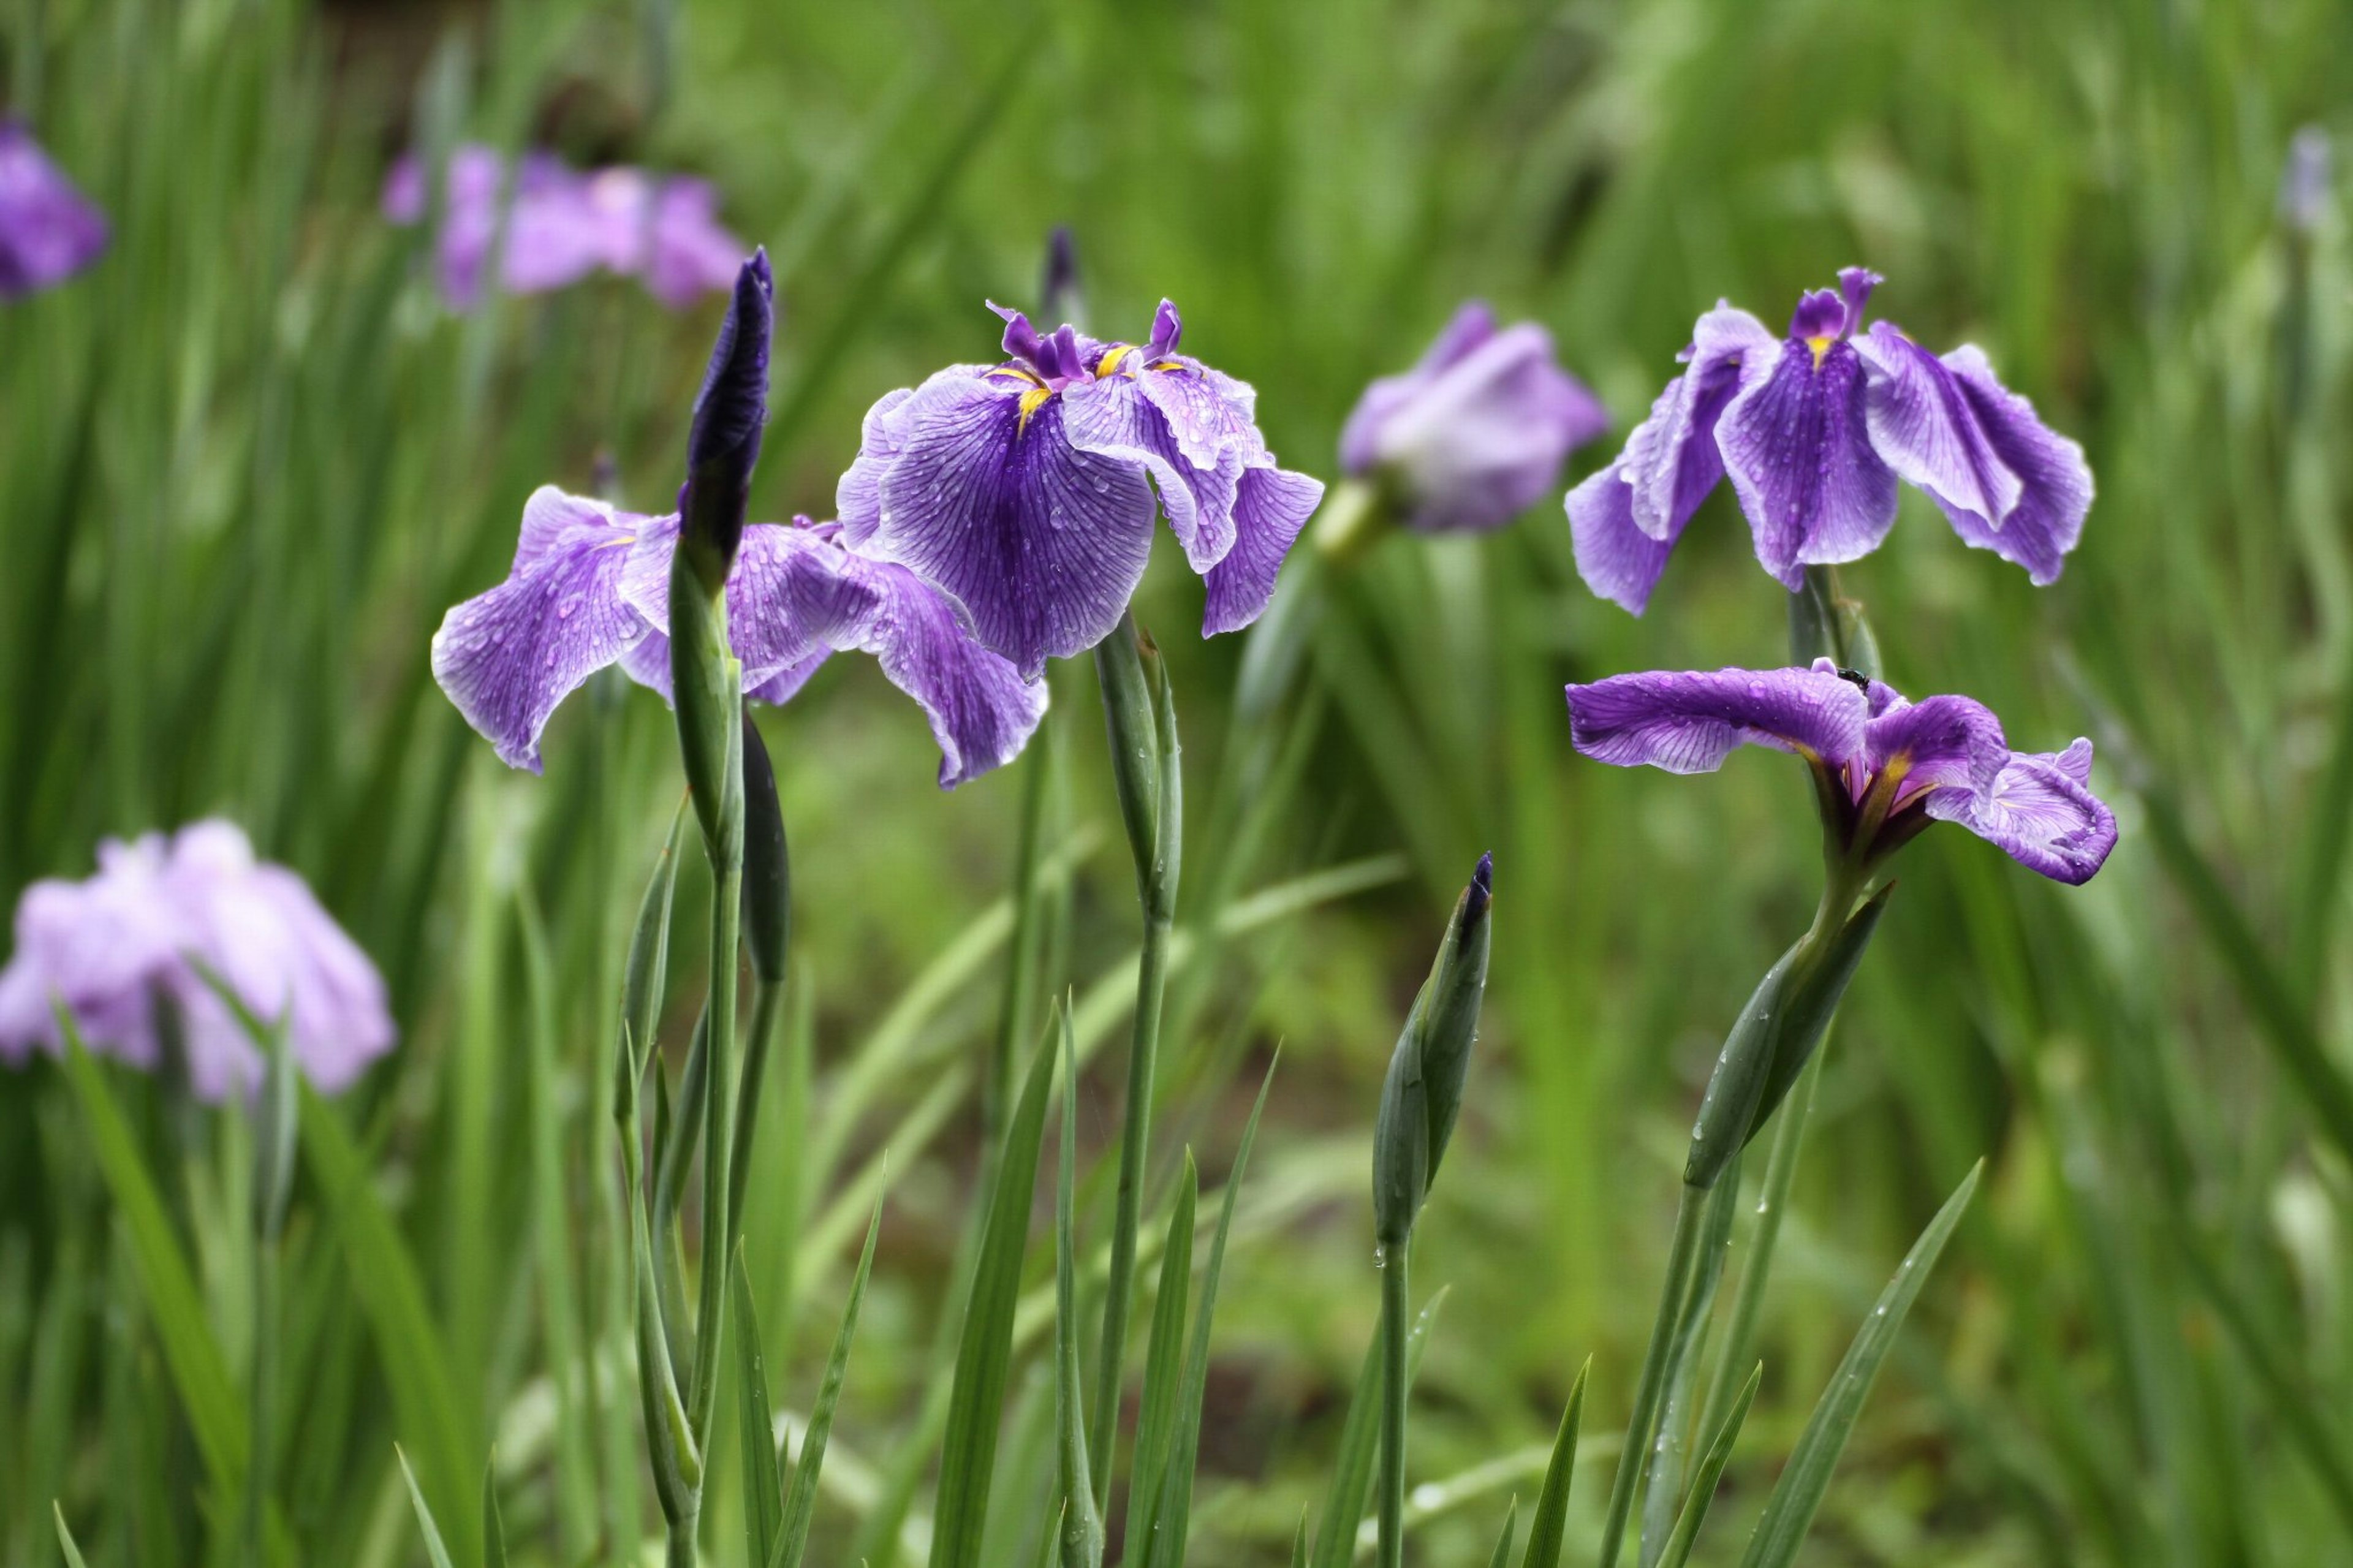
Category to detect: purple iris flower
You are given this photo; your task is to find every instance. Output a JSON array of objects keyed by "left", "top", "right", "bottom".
[
  {"left": 383, "top": 144, "right": 745, "bottom": 311},
  {"left": 836, "top": 300, "right": 1326, "bottom": 678},
  {"left": 1564, "top": 659, "right": 2116, "bottom": 884},
  {"left": 1339, "top": 302, "right": 1607, "bottom": 533},
  {"left": 0, "top": 119, "right": 108, "bottom": 298},
  {"left": 0, "top": 822, "right": 395, "bottom": 1100},
  {"left": 431, "top": 486, "right": 1046, "bottom": 787},
  {"left": 1567, "top": 268, "right": 2093, "bottom": 612}
]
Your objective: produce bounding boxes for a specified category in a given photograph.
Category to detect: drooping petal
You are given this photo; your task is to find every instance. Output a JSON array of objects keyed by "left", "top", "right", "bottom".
[
  {"left": 1852, "top": 324, "right": 2023, "bottom": 528},
  {"left": 1925, "top": 746, "right": 2117, "bottom": 884},
  {"left": 786, "top": 548, "right": 1049, "bottom": 788},
  {"left": 1863, "top": 691, "right": 2007, "bottom": 807},
  {"left": 1716, "top": 339, "right": 1900, "bottom": 588},
  {"left": 857, "top": 368, "right": 1159, "bottom": 678},
  {"left": 1202, "top": 462, "right": 1324, "bottom": 636},
  {"left": 1564, "top": 665, "right": 1870, "bottom": 775},
  {"left": 1340, "top": 309, "right": 1607, "bottom": 534},
  {"left": 0, "top": 120, "right": 108, "bottom": 297},
  {"left": 431, "top": 487, "right": 655, "bottom": 772},
  {"left": 617, "top": 516, "right": 831, "bottom": 697},
  {"left": 1566, "top": 461, "right": 1684, "bottom": 615},
  {"left": 1920, "top": 346, "right": 2093, "bottom": 585},
  {"left": 1062, "top": 369, "right": 1245, "bottom": 572},
  {"left": 1618, "top": 305, "right": 1778, "bottom": 540}
]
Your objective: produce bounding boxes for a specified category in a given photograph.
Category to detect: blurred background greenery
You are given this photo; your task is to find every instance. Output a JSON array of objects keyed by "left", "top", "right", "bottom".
[{"left": 6, "top": 0, "right": 2353, "bottom": 1562}]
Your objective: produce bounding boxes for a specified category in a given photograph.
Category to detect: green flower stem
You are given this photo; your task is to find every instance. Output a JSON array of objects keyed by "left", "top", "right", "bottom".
[
  {"left": 1595, "top": 1181, "right": 1713, "bottom": 1568},
  {"left": 1376, "top": 1237, "right": 1412, "bottom": 1568},
  {"left": 726, "top": 975, "right": 787, "bottom": 1252}
]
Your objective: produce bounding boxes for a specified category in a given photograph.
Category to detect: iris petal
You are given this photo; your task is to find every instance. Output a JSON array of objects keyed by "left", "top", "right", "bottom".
[
  {"left": 1564, "top": 665, "right": 1870, "bottom": 775},
  {"left": 1716, "top": 339, "right": 1900, "bottom": 588},
  {"left": 1566, "top": 461, "right": 1683, "bottom": 616}
]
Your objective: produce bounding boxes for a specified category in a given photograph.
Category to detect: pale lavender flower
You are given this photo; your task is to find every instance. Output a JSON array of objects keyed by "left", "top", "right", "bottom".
[
  {"left": 0, "top": 119, "right": 108, "bottom": 298},
  {"left": 1563, "top": 660, "right": 2116, "bottom": 884},
  {"left": 430, "top": 487, "right": 1045, "bottom": 787},
  {"left": 0, "top": 822, "right": 395, "bottom": 1100},
  {"left": 836, "top": 300, "right": 1326, "bottom": 678},
  {"left": 1567, "top": 268, "right": 2092, "bottom": 612},
  {"left": 383, "top": 143, "right": 745, "bottom": 311},
  {"left": 1339, "top": 302, "right": 1606, "bottom": 532}
]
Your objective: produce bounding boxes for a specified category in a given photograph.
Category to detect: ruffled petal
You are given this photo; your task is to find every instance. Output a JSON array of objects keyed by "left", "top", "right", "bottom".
[
  {"left": 431, "top": 487, "right": 654, "bottom": 772},
  {"left": 1061, "top": 369, "right": 1245, "bottom": 572},
  {"left": 1620, "top": 305, "right": 1778, "bottom": 540},
  {"left": 1564, "top": 665, "right": 1870, "bottom": 774},
  {"left": 1566, "top": 461, "right": 1683, "bottom": 615},
  {"left": 1925, "top": 346, "right": 2093, "bottom": 586},
  {"left": 1716, "top": 339, "right": 1900, "bottom": 588},
  {"left": 1202, "top": 463, "right": 1324, "bottom": 636},
  {"left": 858, "top": 368, "right": 1159, "bottom": 678},
  {"left": 1925, "top": 745, "right": 2117, "bottom": 884},
  {"left": 835, "top": 385, "right": 917, "bottom": 548},
  {"left": 618, "top": 517, "right": 835, "bottom": 698},
  {"left": 1852, "top": 324, "right": 2022, "bottom": 528},
  {"left": 1862, "top": 690, "right": 2007, "bottom": 807}
]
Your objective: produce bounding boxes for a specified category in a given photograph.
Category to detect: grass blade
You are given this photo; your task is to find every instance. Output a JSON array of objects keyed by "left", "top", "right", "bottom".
[
  {"left": 1121, "top": 1157, "right": 1199, "bottom": 1563},
  {"left": 483, "top": 1453, "right": 509, "bottom": 1568},
  {"left": 1737, "top": 1162, "right": 1982, "bottom": 1568},
  {"left": 1144, "top": 1056, "right": 1277, "bottom": 1568},
  {"left": 735, "top": 1249, "right": 784, "bottom": 1568},
  {"left": 1656, "top": 1364, "right": 1760, "bottom": 1568},
  {"left": 1519, "top": 1358, "right": 1590, "bottom": 1568},
  {"left": 775, "top": 1194, "right": 884, "bottom": 1568},
  {"left": 398, "top": 1447, "right": 457, "bottom": 1568},
  {"left": 927, "top": 1020, "right": 1059, "bottom": 1568},
  {"left": 52, "top": 1506, "right": 88, "bottom": 1568},
  {"left": 1486, "top": 1498, "right": 1520, "bottom": 1568},
  {"left": 1311, "top": 1289, "right": 1449, "bottom": 1568},
  {"left": 1054, "top": 1009, "right": 1105, "bottom": 1568}
]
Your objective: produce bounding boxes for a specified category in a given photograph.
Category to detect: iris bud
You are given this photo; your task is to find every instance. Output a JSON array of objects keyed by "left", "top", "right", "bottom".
[
  {"left": 1373, "top": 854, "right": 1494, "bottom": 1247},
  {"left": 680, "top": 249, "right": 773, "bottom": 592},
  {"left": 739, "top": 714, "right": 791, "bottom": 986}
]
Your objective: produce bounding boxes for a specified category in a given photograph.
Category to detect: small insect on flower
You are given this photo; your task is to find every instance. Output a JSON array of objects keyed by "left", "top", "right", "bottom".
[
  {"left": 0, "top": 119, "right": 108, "bottom": 298},
  {"left": 1567, "top": 268, "right": 2093, "bottom": 613},
  {"left": 382, "top": 143, "right": 745, "bottom": 311},
  {"left": 0, "top": 822, "right": 395, "bottom": 1101},
  {"left": 836, "top": 299, "right": 1327, "bottom": 678},
  {"left": 1339, "top": 302, "right": 1607, "bottom": 534},
  {"left": 1564, "top": 660, "right": 2118, "bottom": 884}
]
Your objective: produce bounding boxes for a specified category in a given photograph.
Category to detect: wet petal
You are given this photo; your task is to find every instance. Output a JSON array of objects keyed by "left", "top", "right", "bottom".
[
  {"left": 1925, "top": 346, "right": 2093, "bottom": 585},
  {"left": 1864, "top": 691, "right": 2007, "bottom": 807},
  {"left": 431, "top": 487, "right": 654, "bottom": 772},
  {"left": 1564, "top": 665, "right": 1870, "bottom": 774},
  {"left": 617, "top": 517, "right": 833, "bottom": 697},
  {"left": 1202, "top": 462, "right": 1324, "bottom": 636},
  {"left": 1852, "top": 324, "right": 2022, "bottom": 528},
  {"left": 1926, "top": 747, "right": 2117, "bottom": 884},
  {"left": 1566, "top": 461, "right": 1683, "bottom": 615},
  {"left": 835, "top": 385, "right": 919, "bottom": 548},
  {"left": 1062, "top": 369, "right": 1245, "bottom": 572},
  {"left": 1717, "top": 339, "right": 1900, "bottom": 588},
  {"left": 857, "top": 368, "right": 1159, "bottom": 678},
  {"left": 1618, "top": 305, "right": 1777, "bottom": 540}
]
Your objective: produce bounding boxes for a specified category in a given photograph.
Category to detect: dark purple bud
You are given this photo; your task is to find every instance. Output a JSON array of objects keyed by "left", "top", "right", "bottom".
[
  {"left": 1040, "top": 225, "right": 1083, "bottom": 324},
  {"left": 681, "top": 249, "right": 773, "bottom": 580},
  {"left": 1465, "top": 851, "right": 1493, "bottom": 928}
]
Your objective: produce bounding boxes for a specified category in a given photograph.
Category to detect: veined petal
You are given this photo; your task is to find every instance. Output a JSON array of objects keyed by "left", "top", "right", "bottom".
[
  {"left": 617, "top": 517, "right": 833, "bottom": 697},
  {"left": 783, "top": 548, "right": 1048, "bottom": 788},
  {"left": 1566, "top": 461, "right": 1683, "bottom": 615},
  {"left": 1620, "top": 305, "right": 1777, "bottom": 541},
  {"left": 1564, "top": 665, "right": 1870, "bottom": 775},
  {"left": 431, "top": 487, "right": 653, "bottom": 772},
  {"left": 1852, "top": 324, "right": 2023, "bottom": 529},
  {"left": 1203, "top": 462, "right": 1324, "bottom": 636},
  {"left": 835, "top": 385, "right": 919, "bottom": 548},
  {"left": 860, "top": 368, "right": 1159, "bottom": 678},
  {"left": 1062, "top": 369, "right": 1245, "bottom": 572},
  {"left": 1926, "top": 346, "right": 2093, "bottom": 585},
  {"left": 1863, "top": 691, "right": 2007, "bottom": 807},
  {"left": 1926, "top": 745, "right": 2116, "bottom": 884},
  {"left": 1717, "top": 339, "right": 1900, "bottom": 588}
]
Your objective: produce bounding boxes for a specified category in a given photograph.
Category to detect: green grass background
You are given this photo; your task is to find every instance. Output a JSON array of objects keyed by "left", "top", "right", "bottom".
[{"left": 4, "top": 0, "right": 2353, "bottom": 1562}]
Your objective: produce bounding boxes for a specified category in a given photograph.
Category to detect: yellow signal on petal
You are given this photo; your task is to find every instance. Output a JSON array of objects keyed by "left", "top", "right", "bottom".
[
  {"left": 1095, "top": 344, "right": 1133, "bottom": 377},
  {"left": 1806, "top": 335, "right": 1835, "bottom": 369},
  {"left": 1017, "top": 384, "right": 1055, "bottom": 434}
]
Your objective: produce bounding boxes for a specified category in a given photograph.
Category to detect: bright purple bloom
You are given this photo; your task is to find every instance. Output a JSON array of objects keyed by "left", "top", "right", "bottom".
[
  {"left": 1563, "top": 659, "right": 2116, "bottom": 884},
  {"left": 0, "top": 120, "right": 108, "bottom": 298},
  {"left": 1567, "top": 269, "right": 2092, "bottom": 612},
  {"left": 431, "top": 487, "right": 1045, "bottom": 787},
  {"left": 1339, "top": 302, "right": 1606, "bottom": 533},
  {"left": 837, "top": 300, "right": 1326, "bottom": 678},
  {"left": 382, "top": 144, "right": 745, "bottom": 311},
  {"left": 0, "top": 822, "right": 395, "bottom": 1100}
]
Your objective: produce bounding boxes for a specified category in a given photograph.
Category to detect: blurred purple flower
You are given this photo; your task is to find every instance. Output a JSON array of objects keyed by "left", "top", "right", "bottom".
[
  {"left": 836, "top": 300, "right": 1326, "bottom": 678},
  {"left": 1567, "top": 268, "right": 2092, "bottom": 612},
  {"left": 2281, "top": 126, "right": 2333, "bottom": 234},
  {"left": 0, "top": 822, "right": 395, "bottom": 1100},
  {"left": 1563, "top": 659, "right": 2116, "bottom": 884},
  {"left": 0, "top": 119, "right": 108, "bottom": 298},
  {"left": 1339, "top": 302, "right": 1606, "bottom": 533},
  {"left": 431, "top": 487, "right": 1045, "bottom": 786},
  {"left": 383, "top": 143, "right": 745, "bottom": 310}
]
